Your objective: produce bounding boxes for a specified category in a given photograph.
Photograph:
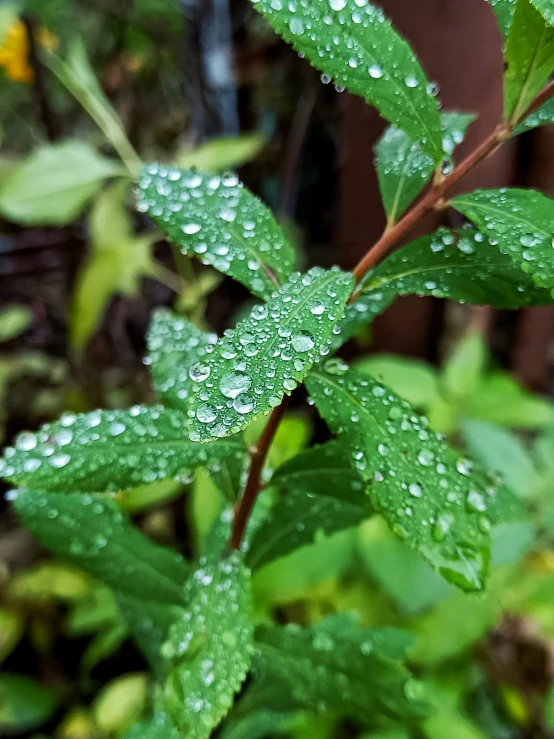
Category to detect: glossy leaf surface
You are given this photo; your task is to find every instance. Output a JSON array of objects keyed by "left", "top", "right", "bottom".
[
  {"left": 137, "top": 165, "right": 295, "bottom": 299},
  {"left": 306, "top": 364, "right": 520, "bottom": 591},
  {"left": 187, "top": 267, "right": 354, "bottom": 442},
  {"left": 1, "top": 406, "right": 245, "bottom": 493},
  {"left": 161, "top": 553, "right": 253, "bottom": 739},
  {"left": 452, "top": 188, "right": 554, "bottom": 291},
  {"left": 250, "top": 0, "right": 444, "bottom": 162}
]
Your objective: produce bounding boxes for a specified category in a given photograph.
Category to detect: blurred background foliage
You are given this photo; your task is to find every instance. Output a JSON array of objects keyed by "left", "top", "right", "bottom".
[{"left": 3, "top": 0, "right": 554, "bottom": 738}]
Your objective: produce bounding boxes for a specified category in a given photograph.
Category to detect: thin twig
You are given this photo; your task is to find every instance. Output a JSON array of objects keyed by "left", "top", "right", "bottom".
[
  {"left": 227, "top": 79, "right": 554, "bottom": 551},
  {"left": 228, "top": 397, "right": 289, "bottom": 550},
  {"left": 22, "top": 15, "right": 58, "bottom": 141}
]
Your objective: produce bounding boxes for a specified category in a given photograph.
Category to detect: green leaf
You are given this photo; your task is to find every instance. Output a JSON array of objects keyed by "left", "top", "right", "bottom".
[
  {"left": 468, "top": 371, "right": 554, "bottom": 428},
  {"left": 137, "top": 164, "right": 296, "bottom": 300},
  {"left": 0, "top": 141, "right": 123, "bottom": 226},
  {"left": 92, "top": 674, "right": 148, "bottom": 736},
  {"left": 71, "top": 182, "right": 159, "bottom": 351},
  {"left": 1, "top": 405, "right": 245, "bottom": 493},
  {"left": 340, "top": 227, "right": 553, "bottom": 344},
  {"left": 513, "top": 96, "right": 554, "bottom": 133},
  {"left": 246, "top": 490, "right": 369, "bottom": 570},
  {"left": 504, "top": 0, "right": 554, "bottom": 123},
  {"left": 0, "top": 305, "right": 32, "bottom": 343},
  {"left": 0, "top": 609, "right": 23, "bottom": 665},
  {"left": 529, "top": 0, "right": 554, "bottom": 25},
  {"left": 354, "top": 354, "right": 440, "bottom": 409},
  {"left": 252, "top": 616, "right": 431, "bottom": 722},
  {"left": 451, "top": 189, "right": 554, "bottom": 291},
  {"left": 251, "top": 0, "right": 443, "bottom": 162},
  {"left": 376, "top": 113, "right": 475, "bottom": 225},
  {"left": 306, "top": 363, "right": 520, "bottom": 591},
  {"left": 489, "top": 0, "right": 517, "bottom": 38},
  {"left": 0, "top": 673, "right": 58, "bottom": 732},
  {"left": 442, "top": 330, "right": 486, "bottom": 404},
  {"left": 160, "top": 553, "right": 253, "bottom": 739},
  {"left": 461, "top": 420, "right": 539, "bottom": 498},
  {"left": 186, "top": 267, "right": 354, "bottom": 443},
  {"left": 123, "top": 713, "right": 181, "bottom": 739},
  {"left": 147, "top": 308, "right": 217, "bottom": 411},
  {"left": 12, "top": 490, "right": 189, "bottom": 604},
  {"left": 176, "top": 133, "right": 267, "bottom": 172}
]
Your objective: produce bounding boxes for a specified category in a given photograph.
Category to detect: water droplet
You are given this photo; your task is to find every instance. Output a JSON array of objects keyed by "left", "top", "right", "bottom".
[
  {"left": 189, "top": 362, "right": 211, "bottom": 383},
  {"left": 196, "top": 404, "right": 217, "bottom": 423},
  {"left": 182, "top": 223, "right": 202, "bottom": 235},
  {"left": 368, "top": 64, "right": 383, "bottom": 79},
  {"left": 292, "top": 330, "right": 315, "bottom": 353},
  {"left": 408, "top": 483, "right": 422, "bottom": 498},
  {"left": 16, "top": 432, "right": 37, "bottom": 452},
  {"left": 220, "top": 372, "right": 252, "bottom": 399},
  {"left": 232, "top": 394, "right": 255, "bottom": 414}
]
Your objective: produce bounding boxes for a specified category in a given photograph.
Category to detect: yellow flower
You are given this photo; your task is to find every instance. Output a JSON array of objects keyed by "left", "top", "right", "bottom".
[{"left": 0, "top": 20, "right": 58, "bottom": 84}]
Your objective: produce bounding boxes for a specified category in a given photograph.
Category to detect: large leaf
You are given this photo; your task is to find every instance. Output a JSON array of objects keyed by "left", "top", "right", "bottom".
[
  {"left": 137, "top": 164, "right": 296, "bottom": 300},
  {"left": 451, "top": 189, "right": 554, "bottom": 290},
  {"left": 252, "top": 615, "right": 431, "bottom": 722},
  {"left": 489, "top": 0, "right": 517, "bottom": 38},
  {"left": 529, "top": 0, "right": 554, "bottom": 25},
  {"left": 147, "top": 308, "right": 217, "bottom": 411},
  {"left": 250, "top": 0, "right": 444, "bottom": 163},
  {"left": 0, "top": 406, "right": 245, "bottom": 493},
  {"left": 12, "top": 490, "right": 189, "bottom": 604},
  {"left": 160, "top": 553, "right": 253, "bottom": 739},
  {"left": 186, "top": 267, "right": 354, "bottom": 442},
  {"left": 376, "top": 113, "right": 475, "bottom": 225},
  {"left": 123, "top": 713, "right": 181, "bottom": 739},
  {"left": 246, "top": 490, "right": 368, "bottom": 570},
  {"left": 0, "top": 141, "right": 123, "bottom": 226},
  {"left": 504, "top": 0, "right": 554, "bottom": 123},
  {"left": 340, "top": 227, "right": 553, "bottom": 343},
  {"left": 306, "top": 363, "right": 520, "bottom": 591}
]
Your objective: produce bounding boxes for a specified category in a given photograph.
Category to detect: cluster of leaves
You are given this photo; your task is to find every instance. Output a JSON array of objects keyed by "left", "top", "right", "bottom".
[{"left": 4, "top": 0, "right": 554, "bottom": 736}]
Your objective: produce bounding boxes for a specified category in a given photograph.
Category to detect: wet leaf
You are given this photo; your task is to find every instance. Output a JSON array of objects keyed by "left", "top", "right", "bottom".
[
  {"left": 306, "top": 363, "right": 521, "bottom": 591},
  {"left": 340, "top": 227, "right": 553, "bottom": 343},
  {"left": 252, "top": 615, "right": 431, "bottom": 722},
  {"left": 186, "top": 267, "right": 354, "bottom": 442},
  {"left": 250, "top": 0, "right": 444, "bottom": 163},
  {"left": 123, "top": 712, "right": 181, "bottom": 739},
  {"left": 376, "top": 113, "right": 474, "bottom": 224},
  {"left": 513, "top": 96, "right": 554, "bottom": 133},
  {"left": 504, "top": 0, "right": 554, "bottom": 123},
  {"left": 12, "top": 489, "right": 189, "bottom": 604},
  {"left": 452, "top": 188, "right": 554, "bottom": 291},
  {"left": 136, "top": 164, "right": 296, "bottom": 299},
  {"left": 489, "top": 0, "right": 517, "bottom": 38},
  {"left": 0, "top": 140, "right": 123, "bottom": 225},
  {"left": 160, "top": 552, "right": 253, "bottom": 739},
  {"left": 147, "top": 308, "right": 218, "bottom": 411},
  {"left": 1, "top": 405, "right": 245, "bottom": 493}
]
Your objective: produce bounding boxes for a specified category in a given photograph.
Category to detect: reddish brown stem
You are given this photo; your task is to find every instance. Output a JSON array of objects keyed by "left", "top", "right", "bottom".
[
  {"left": 228, "top": 80, "right": 554, "bottom": 551},
  {"left": 228, "top": 398, "right": 290, "bottom": 550}
]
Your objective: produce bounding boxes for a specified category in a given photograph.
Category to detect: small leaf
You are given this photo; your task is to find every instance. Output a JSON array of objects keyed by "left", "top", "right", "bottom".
[
  {"left": 376, "top": 113, "right": 474, "bottom": 224},
  {"left": 252, "top": 615, "right": 431, "bottom": 722},
  {"left": 504, "top": 0, "right": 554, "bottom": 123},
  {"left": 529, "top": 0, "right": 554, "bottom": 25},
  {"left": 354, "top": 355, "right": 440, "bottom": 409},
  {"left": 340, "top": 227, "right": 553, "bottom": 344},
  {"left": 0, "top": 673, "right": 58, "bottom": 732},
  {"left": 0, "top": 141, "right": 123, "bottom": 225},
  {"left": 451, "top": 188, "right": 554, "bottom": 290},
  {"left": 0, "top": 609, "right": 23, "bottom": 665},
  {"left": 147, "top": 308, "right": 217, "bottom": 411},
  {"left": 176, "top": 133, "right": 267, "bottom": 171},
  {"left": 1, "top": 405, "right": 245, "bottom": 493},
  {"left": 442, "top": 330, "right": 486, "bottom": 404},
  {"left": 489, "top": 0, "right": 517, "bottom": 38},
  {"left": 92, "top": 674, "right": 148, "bottom": 736},
  {"left": 137, "top": 164, "right": 296, "bottom": 299},
  {"left": 250, "top": 0, "right": 444, "bottom": 162},
  {"left": 513, "top": 96, "right": 554, "bottom": 133},
  {"left": 160, "top": 552, "right": 253, "bottom": 739},
  {"left": 186, "top": 267, "right": 354, "bottom": 442},
  {"left": 246, "top": 490, "right": 369, "bottom": 570},
  {"left": 306, "top": 363, "right": 521, "bottom": 591},
  {"left": 12, "top": 489, "right": 189, "bottom": 604},
  {"left": 0, "top": 305, "right": 32, "bottom": 343}
]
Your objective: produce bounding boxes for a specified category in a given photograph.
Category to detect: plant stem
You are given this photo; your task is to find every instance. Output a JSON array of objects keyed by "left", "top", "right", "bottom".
[
  {"left": 228, "top": 398, "right": 289, "bottom": 550},
  {"left": 227, "top": 80, "right": 554, "bottom": 551},
  {"left": 23, "top": 15, "right": 59, "bottom": 141}
]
